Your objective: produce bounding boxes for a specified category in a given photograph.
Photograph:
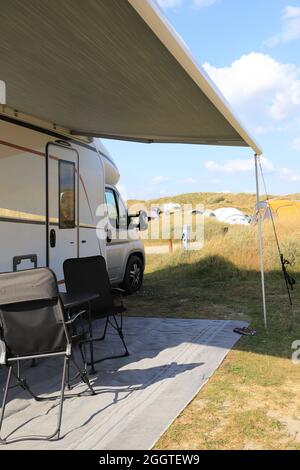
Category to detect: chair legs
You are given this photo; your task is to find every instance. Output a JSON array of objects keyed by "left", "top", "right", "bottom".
[
  {"left": 66, "top": 342, "right": 88, "bottom": 390},
  {"left": 0, "top": 354, "right": 95, "bottom": 444},
  {"left": 48, "top": 355, "right": 68, "bottom": 441},
  {"left": 111, "top": 314, "right": 129, "bottom": 357},
  {"left": 70, "top": 358, "right": 96, "bottom": 395},
  {"left": 102, "top": 316, "right": 109, "bottom": 341},
  {"left": 10, "top": 367, "right": 57, "bottom": 403},
  {"left": 0, "top": 366, "right": 12, "bottom": 445},
  {"left": 87, "top": 313, "right": 129, "bottom": 367},
  {"left": 0, "top": 357, "right": 67, "bottom": 444}
]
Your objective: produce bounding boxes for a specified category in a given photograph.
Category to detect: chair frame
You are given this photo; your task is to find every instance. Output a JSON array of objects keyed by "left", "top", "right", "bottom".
[
  {"left": 0, "top": 282, "right": 95, "bottom": 445},
  {"left": 63, "top": 257, "right": 129, "bottom": 372},
  {"left": 86, "top": 287, "right": 129, "bottom": 371}
]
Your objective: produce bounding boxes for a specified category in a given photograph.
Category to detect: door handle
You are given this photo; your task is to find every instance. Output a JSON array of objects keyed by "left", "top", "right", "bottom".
[
  {"left": 50, "top": 229, "right": 56, "bottom": 248},
  {"left": 106, "top": 229, "right": 112, "bottom": 243}
]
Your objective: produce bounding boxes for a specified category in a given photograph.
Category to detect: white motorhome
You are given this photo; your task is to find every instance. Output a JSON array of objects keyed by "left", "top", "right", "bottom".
[{"left": 0, "top": 109, "right": 146, "bottom": 293}]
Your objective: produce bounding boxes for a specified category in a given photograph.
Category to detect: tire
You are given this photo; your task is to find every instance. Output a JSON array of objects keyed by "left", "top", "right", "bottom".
[{"left": 123, "top": 255, "right": 144, "bottom": 294}]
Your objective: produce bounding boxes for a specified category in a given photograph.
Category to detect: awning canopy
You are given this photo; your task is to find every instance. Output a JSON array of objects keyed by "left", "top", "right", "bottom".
[{"left": 0, "top": 0, "right": 262, "bottom": 155}]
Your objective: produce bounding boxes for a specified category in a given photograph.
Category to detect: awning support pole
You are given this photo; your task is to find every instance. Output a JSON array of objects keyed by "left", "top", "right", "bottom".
[{"left": 254, "top": 153, "right": 267, "bottom": 329}]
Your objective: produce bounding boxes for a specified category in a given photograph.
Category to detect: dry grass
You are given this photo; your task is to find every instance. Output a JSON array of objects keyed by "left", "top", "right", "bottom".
[
  {"left": 128, "top": 192, "right": 259, "bottom": 214},
  {"left": 125, "top": 198, "right": 300, "bottom": 449},
  {"left": 128, "top": 191, "right": 292, "bottom": 215},
  {"left": 128, "top": 191, "right": 300, "bottom": 215}
]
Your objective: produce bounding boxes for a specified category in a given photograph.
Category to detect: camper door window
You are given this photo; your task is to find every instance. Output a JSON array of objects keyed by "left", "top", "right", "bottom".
[{"left": 59, "top": 160, "right": 76, "bottom": 229}]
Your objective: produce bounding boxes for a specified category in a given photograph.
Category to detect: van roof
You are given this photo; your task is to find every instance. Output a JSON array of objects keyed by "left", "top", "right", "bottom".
[{"left": 0, "top": 0, "right": 261, "bottom": 155}]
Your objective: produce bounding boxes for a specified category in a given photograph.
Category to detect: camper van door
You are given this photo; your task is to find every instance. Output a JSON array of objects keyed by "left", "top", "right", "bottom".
[{"left": 47, "top": 143, "right": 79, "bottom": 282}]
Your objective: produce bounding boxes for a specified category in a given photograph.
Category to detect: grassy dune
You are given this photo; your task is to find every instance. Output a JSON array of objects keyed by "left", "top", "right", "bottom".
[
  {"left": 128, "top": 191, "right": 300, "bottom": 214},
  {"left": 125, "top": 193, "right": 300, "bottom": 449},
  {"left": 128, "top": 192, "right": 258, "bottom": 215}
]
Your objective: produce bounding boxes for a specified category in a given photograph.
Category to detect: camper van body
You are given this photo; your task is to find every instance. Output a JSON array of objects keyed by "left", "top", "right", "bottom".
[{"left": 0, "top": 109, "right": 145, "bottom": 291}]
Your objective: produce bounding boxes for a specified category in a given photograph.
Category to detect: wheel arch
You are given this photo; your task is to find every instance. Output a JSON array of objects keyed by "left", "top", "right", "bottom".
[{"left": 124, "top": 250, "right": 145, "bottom": 273}]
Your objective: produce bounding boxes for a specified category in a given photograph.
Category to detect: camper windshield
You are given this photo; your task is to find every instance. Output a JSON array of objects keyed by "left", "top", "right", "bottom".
[{"left": 105, "top": 188, "right": 118, "bottom": 228}]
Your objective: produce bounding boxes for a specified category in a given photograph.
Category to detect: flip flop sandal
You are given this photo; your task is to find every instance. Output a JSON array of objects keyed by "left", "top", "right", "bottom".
[{"left": 233, "top": 327, "right": 256, "bottom": 336}]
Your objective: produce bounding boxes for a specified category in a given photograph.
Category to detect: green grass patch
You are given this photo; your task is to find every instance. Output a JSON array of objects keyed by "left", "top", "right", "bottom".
[{"left": 125, "top": 208, "right": 300, "bottom": 449}]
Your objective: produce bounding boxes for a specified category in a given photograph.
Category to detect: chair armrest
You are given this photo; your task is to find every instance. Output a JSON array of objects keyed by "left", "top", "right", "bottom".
[{"left": 65, "top": 309, "right": 87, "bottom": 324}]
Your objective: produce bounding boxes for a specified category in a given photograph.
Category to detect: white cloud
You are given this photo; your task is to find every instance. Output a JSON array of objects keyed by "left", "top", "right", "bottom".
[
  {"left": 205, "top": 156, "right": 274, "bottom": 174},
  {"left": 266, "top": 6, "right": 300, "bottom": 47},
  {"left": 156, "top": 0, "right": 182, "bottom": 8},
  {"left": 181, "top": 178, "right": 197, "bottom": 184},
  {"left": 193, "top": 0, "right": 217, "bottom": 7},
  {"left": 159, "top": 189, "right": 168, "bottom": 196},
  {"left": 205, "top": 159, "right": 252, "bottom": 173},
  {"left": 292, "top": 137, "right": 300, "bottom": 149},
  {"left": 203, "top": 53, "right": 300, "bottom": 130},
  {"left": 151, "top": 175, "right": 170, "bottom": 185},
  {"left": 285, "top": 5, "right": 300, "bottom": 18},
  {"left": 279, "top": 167, "right": 300, "bottom": 181},
  {"left": 205, "top": 155, "right": 300, "bottom": 185}
]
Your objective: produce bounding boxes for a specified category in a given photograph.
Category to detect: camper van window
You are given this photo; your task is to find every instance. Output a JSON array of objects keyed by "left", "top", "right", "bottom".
[
  {"left": 118, "top": 196, "right": 128, "bottom": 230},
  {"left": 105, "top": 189, "right": 119, "bottom": 228},
  {"left": 59, "top": 160, "right": 76, "bottom": 229}
]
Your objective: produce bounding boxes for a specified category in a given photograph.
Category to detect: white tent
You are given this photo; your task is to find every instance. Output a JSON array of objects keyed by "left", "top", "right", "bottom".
[
  {"left": 0, "top": 0, "right": 266, "bottom": 325},
  {"left": 213, "top": 208, "right": 250, "bottom": 226}
]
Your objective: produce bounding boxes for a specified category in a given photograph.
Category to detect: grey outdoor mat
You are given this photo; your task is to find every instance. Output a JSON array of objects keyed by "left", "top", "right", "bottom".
[{"left": 0, "top": 317, "right": 247, "bottom": 449}]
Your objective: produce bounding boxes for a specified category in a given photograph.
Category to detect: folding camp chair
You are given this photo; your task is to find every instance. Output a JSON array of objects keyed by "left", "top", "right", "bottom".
[
  {"left": 63, "top": 256, "right": 129, "bottom": 369},
  {"left": 0, "top": 268, "right": 95, "bottom": 444}
]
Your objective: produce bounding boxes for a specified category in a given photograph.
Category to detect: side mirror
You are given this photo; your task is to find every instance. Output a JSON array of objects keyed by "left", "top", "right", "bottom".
[
  {"left": 128, "top": 210, "right": 148, "bottom": 231},
  {"left": 138, "top": 210, "right": 148, "bottom": 231}
]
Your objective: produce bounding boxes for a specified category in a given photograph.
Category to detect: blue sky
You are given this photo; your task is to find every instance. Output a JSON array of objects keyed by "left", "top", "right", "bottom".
[{"left": 103, "top": 0, "right": 300, "bottom": 200}]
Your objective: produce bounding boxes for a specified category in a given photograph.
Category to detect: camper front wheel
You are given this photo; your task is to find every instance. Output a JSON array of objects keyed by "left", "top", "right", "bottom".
[{"left": 123, "top": 255, "right": 144, "bottom": 294}]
